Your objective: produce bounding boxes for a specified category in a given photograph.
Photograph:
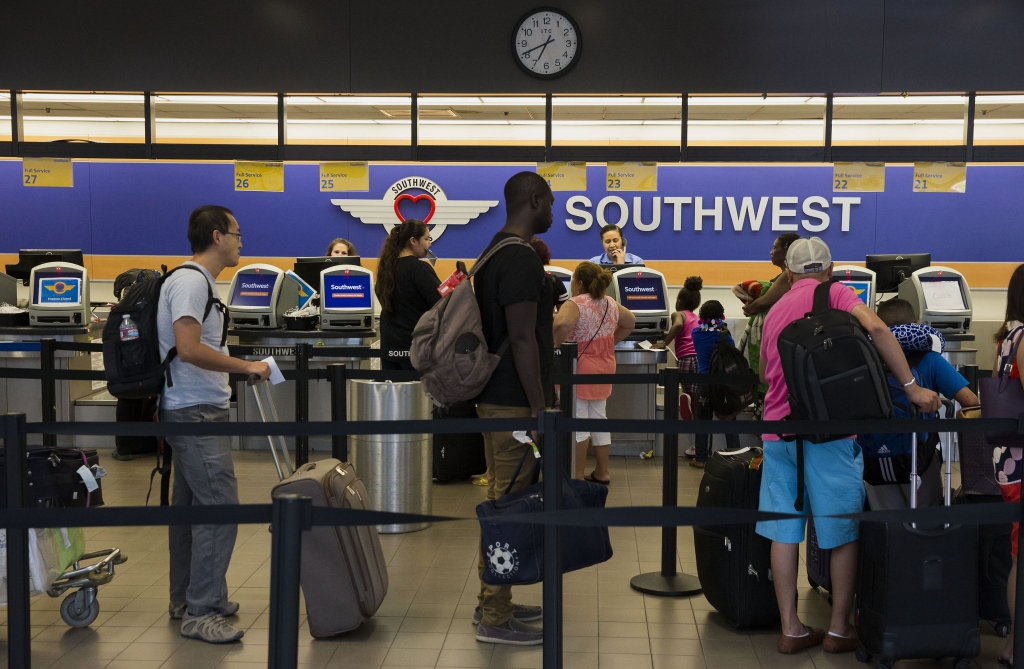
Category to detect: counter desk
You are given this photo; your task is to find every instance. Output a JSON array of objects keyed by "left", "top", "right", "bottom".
[
  {"left": 0, "top": 326, "right": 96, "bottom": 446},
  {"left": 606, "top": 342, "right": 666, "bottom": 456},
  {"left": 231, "top": 328, "right": 376, "bottom": 452}
]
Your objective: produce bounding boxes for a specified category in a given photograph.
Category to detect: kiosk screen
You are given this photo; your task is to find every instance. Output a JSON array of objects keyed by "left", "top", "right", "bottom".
[
  {"left": 920, "top": 277, "right": 967, "bottom": 311},
  {"left": 839, "top": 281, "right": 871, "bottom": 306},
  {"left": 323, "top": 274, "right": 372, "bottom": 309},
  {"left": 33, "top": 272, "right": 83, "bottom": 306},
  {"left": 617, "top": 277, "right": 666, "bottom": 311},
  {"left": 230, "top": 273, "right": 278, "bottom": 308}
]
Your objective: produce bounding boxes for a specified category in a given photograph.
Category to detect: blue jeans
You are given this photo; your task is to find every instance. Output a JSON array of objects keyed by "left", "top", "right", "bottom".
[{"left": 161, "top": 404, "right": 238, "bottom": 616}]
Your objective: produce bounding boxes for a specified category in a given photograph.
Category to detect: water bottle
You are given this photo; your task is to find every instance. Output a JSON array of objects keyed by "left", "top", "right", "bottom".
[{"left": 119, "top": 314, "right": 139, "bottom": 342}]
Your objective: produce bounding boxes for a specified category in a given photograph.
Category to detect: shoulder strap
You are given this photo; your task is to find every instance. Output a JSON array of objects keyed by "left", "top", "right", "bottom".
[
  {"left": 1000, "top": 325, "right": 1024, "bottom": 378},
  {"left": 468, "top": 237, "right": 531, "bottom": 278},
  {"left": 577, "top": 298, "right": 611, "bottom": 359},
  {"left": 809, "top": 279, "right": 833, "bottom": 316},
  {"left": 167, "top": 264, "right": 227, "bottom": 346}
]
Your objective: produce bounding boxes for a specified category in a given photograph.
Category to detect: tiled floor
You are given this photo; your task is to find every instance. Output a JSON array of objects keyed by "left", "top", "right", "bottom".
[{"left": 0, "top": 450, "right": 1009, "bottom": 668}]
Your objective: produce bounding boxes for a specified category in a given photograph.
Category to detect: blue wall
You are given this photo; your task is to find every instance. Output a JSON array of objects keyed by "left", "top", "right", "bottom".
[{"left": 1, "top": 161, "right": 1020, "bottom": 263}]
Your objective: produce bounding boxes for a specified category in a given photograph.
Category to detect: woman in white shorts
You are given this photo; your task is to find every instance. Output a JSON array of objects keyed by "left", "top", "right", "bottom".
[{"left": 554, "top": 261, "right": 636, "bottom": 484}]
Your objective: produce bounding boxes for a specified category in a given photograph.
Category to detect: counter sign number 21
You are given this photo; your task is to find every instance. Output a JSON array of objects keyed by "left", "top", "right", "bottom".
[{"left": 512, "top": 9, "right": 582, "bottom": 79}]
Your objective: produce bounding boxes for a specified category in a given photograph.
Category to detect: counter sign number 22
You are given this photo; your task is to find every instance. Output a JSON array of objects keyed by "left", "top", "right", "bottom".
[{"left": 512, "top": 9, "right": 581, "bottom": 79}]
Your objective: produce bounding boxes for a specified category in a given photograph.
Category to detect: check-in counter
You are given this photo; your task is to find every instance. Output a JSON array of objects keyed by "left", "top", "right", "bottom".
[
  {"left": 231, "top": 328, "right": 376, "bottom": 452},
  {"left": 0, "top": 326, "right": 95, "bottom": 446},
  {"left": 942, "top": 333, "right": 977, "bottom": 369},
  {"left": 607, "top": 343, "right": 666, "bottom": 456}
]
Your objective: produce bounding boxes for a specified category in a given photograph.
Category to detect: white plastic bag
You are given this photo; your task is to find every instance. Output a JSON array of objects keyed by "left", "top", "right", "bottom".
[{"left": 0, "top": 528, "right": 61, "bottom": 604}]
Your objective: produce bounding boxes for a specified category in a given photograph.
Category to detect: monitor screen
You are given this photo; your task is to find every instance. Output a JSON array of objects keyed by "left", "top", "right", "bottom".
[
  {"left": 33, "top": 270, "right": 83, "bottom": 306},
  {"left": 293, "top": 256, "right": 361, "bottom": 291},
  {"left": 616, "top": 276, "right": 666, "bottom": 311},
  {"left": 920, "top": 277, "right": 967, "bottom": 311},
  {"left": 864, "top": 254, "right": 930, "bottom": 293},
  {"left": 230, "top": 272, "right": 279, "bottom": 308},
  {"left": 323, "top": 273, "right": 372, "bottom": 310},
  {"left": 839, "top": 281, "right": 871, "bottom": 306}
]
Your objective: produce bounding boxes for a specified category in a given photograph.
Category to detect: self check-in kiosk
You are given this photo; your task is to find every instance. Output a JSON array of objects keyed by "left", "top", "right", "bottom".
[
  {"left": 610, "top": 267, "right": 669, "bottom": 334},
  {"left": 320, "top": 265, "right": 375, "bottom": 331},
  {"left": 29, "top": 262, "right": 89, "bottom": 326},
  {"left": 545, "top": 266, "right": 573, "bottom": 297},
  {"left": 833, "top": 265, "right": 876, "bottom": 311},
  {"left": 899, "top": 266, "right": 973, "bottom": 334},
  {"left": 227, "top": 264, "right": 297, "bottom": 329}
]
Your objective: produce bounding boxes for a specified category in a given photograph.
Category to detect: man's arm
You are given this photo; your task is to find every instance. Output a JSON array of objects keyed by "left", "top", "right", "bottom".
[
  {"left": 174, "top": 317, "right": 271, "bottom": 381},
  {"left": 505, "top": 301, "right": 545, "bottom": 415},
  {"left": 953, "top": 386, "right": 980, "bottom": 407},
  {"left": 851, "top": 304, "right": 940, "bottom": 412}
]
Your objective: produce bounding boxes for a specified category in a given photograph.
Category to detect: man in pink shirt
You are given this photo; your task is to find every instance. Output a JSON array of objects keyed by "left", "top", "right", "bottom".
[{"left": 756, "top": 237, "right": 940, "bottom": 656}]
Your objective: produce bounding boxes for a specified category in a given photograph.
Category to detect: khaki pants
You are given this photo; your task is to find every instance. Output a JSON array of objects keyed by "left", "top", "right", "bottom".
[{"left": 476, "top": 403, "right": 536, "bottom": 627}]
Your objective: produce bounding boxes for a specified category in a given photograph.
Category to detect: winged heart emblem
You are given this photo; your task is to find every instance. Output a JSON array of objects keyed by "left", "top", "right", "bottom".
[{"left": 332, "top": 176, "right": 498, "bottom": 242}]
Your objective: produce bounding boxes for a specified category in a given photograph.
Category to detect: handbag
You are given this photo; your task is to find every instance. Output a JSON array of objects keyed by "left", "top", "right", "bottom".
[
  {"left": 981, "top": 325, "right": 1024, "bottom": 447},
  {"left": 476, "top": 449, "right": 612, "bottom": 586}
]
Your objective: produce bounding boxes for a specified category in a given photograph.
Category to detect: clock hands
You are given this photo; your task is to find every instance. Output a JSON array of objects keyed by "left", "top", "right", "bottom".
[
  {"left": 520, "top": 36, "right": 554, "bottom": 57},
  {"left": 532, "top": 36, "right": 553, "bottom": 68}
]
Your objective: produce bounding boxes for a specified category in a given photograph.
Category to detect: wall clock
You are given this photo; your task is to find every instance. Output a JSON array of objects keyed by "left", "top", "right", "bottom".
[{"left": 512, "top": 8, "right": 581, "bottom": 79}]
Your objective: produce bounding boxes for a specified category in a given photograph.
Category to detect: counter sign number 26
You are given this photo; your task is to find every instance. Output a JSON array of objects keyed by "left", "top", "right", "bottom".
[{"left": 512, "top": 9, "right": 581, "bottom": 79}]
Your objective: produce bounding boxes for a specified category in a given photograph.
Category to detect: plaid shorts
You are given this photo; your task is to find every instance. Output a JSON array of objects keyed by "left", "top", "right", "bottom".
[{"left": 678, "top": 354, "right": 699, "bottom": 397}]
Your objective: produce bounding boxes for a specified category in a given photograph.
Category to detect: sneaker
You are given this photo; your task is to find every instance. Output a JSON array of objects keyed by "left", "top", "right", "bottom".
[
  {"left": 180, "top": 611, "right": 244, "bottom": 643},
  {"left": 473, "top": 604, "right": 542, "bottom": 625},
  {"left": 111, "top": 450, "right": 133, "bottom": 461},
  {"left": 170, "top": 601, "right": 239, "bottom": 620},
  {"left": 684, "top": 446, "right": 696, "bottom": 458},
  {"left": 476, "top": 617, "right": 543, "bottom": 645}
]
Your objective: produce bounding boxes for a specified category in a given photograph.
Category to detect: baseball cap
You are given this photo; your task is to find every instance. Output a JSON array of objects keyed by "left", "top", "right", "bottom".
[{"left": 786, "top": 237, "right": 832, "bottom": 274}]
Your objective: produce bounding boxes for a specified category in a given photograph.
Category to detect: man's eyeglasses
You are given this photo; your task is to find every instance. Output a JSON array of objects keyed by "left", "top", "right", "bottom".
[{"left": 222, "top": 231, "right": 242, "bottom": 241}]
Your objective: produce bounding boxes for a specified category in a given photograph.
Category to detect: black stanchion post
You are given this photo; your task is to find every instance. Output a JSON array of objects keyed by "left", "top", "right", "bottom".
[
  {"left": 40, "top": 337, "right": 57, "bottom": 447},
  {"left": 4, "top": 413, "right": 31, "bottom": 668},
  {"left": 294, "top": 343, "right": 310, "bottom": 467},
  {"left": 268, "top": 493, "right": 311, "bottom": 669},
  {"left": 541, "top": 409, "right": 563, "bottom": 669},
  {"left": 329, "top": 363, "right": 348, "bottom": 461},
  {"left": 560, "top": 342, "right": 577, "bottom": 472},
  {"left": 630, "top": 366, "right": 702, "bottom": 596}
]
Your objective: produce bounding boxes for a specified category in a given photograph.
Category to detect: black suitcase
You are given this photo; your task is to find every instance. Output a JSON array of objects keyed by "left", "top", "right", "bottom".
[
  {"left": 0, "top": 447, "right": 105, "bottom": 508},
  {"left": 959, "top": 428, "right": 1000, "bottom": 496},
  {"left": 693, "top": 446, "right": 779, "bottom": 628},
  {"left": 955, "top": 489, "right": 1013, "bottom": 637},
  {"left": 855, "top": 429, "right": 979, "bottom": 669},
  {"left": 432, "top": 402, "right": 486, "bottom": 483}
]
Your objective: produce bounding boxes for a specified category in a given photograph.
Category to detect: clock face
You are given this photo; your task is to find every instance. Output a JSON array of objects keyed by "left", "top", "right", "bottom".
[{"left": 512, "top": 8, "right": 581, "bottom": 79}]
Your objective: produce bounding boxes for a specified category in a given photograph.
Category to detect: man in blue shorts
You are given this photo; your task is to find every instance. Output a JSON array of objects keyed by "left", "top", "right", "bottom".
[{"left": 756, "top": 238, "right": 940, "bottom": 655}]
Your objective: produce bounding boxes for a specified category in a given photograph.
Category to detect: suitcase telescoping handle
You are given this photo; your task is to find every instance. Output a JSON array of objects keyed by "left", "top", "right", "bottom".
[{"left": 251, "top": 379, "right": 294, "bottom": 481}]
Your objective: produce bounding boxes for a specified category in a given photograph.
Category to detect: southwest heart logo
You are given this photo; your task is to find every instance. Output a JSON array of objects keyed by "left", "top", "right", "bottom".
[
  {"left": 43, "top": 281, "right": 76, "bottom": 295},
  {"left": 332, "top": 176, "right": 497, "bottom": 242}
]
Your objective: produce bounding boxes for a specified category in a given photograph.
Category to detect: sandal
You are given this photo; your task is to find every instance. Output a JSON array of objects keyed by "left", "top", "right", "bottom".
[
  {"left": 472, "top": 476, "right": 489, "bottom": 486},
  {"left": 584, "top": 472, "right": 610, "bottom": 486}
]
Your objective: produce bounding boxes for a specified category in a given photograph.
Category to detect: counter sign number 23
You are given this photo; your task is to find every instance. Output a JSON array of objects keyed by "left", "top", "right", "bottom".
[{"left": 512, "top": 8, "right": 581, "bottom": 79}]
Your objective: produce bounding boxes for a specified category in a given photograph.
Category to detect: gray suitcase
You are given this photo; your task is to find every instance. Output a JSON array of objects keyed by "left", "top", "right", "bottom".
[{"left": 254, "top": 381, "right": 389, "bottom": 637}]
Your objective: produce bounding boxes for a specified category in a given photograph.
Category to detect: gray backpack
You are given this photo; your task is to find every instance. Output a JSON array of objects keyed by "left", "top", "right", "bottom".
[{"left": 410, "top": 237, "right": 530, "bottom": 407}]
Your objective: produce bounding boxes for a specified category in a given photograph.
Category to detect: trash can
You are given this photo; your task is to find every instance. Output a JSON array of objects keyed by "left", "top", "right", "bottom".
[{"left": 349, "top": 379, "right": 433, "bottom": 533}]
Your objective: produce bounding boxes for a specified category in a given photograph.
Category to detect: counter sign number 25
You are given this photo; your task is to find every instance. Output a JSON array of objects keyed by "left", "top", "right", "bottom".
[{"left": 512, "top": 8, "right": 582, "bottom": 79}]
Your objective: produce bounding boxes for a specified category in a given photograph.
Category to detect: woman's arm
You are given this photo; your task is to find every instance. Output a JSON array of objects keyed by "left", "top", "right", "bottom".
[
  {"left": 553, "top": 300, "right": 580, "bottom": 347},
  {"left": 613, "top": 304, "right": 636, "bottom": 344},
  {"left": 660, "top": 311, "right": 684, "bottom": 349},
  {"left": 742, "top": 273, "right": 791, "bottom": 317}
]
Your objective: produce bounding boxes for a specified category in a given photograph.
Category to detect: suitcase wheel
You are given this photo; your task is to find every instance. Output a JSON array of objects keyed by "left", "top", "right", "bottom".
[
  {"left": 996, "top": 622, "right": 1011, "bottom": 638},
  {"left": 854, "top": 648, "right": 871, "bottom": 664},
  {"left": 954, "top": 660, "right": 971, "bottom": 669}
]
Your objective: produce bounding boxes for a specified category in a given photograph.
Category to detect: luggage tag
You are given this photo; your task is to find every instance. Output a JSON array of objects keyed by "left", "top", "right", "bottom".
[
  {"left": 513, "top": 431, "right": 541, "bottom": 459},
  {"left": 77, "top": 465, "right": 100, "bottom": 492},
  {"left": 438, "top": 267, "right": 468, "bottom": 298}
]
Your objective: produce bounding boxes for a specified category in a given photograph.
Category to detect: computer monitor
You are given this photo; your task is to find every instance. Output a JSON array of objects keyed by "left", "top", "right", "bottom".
[
  {"left": 864, "top": 254, "right": 930, "bottom": 293},
  {"left": 6, "top": 249, "right": 86, "bottom": 285},
  {"left": 611, "top": 267, "right": 669, "bottom": 334},
  {"left": 897, "top": 266, "right": 973, "bottom": 333},
  {"left": 292, "top": 256, "right": 361, "bottom": 293},
  {"left": 600, "top": 263, "right": 645, "bottom": 274}
]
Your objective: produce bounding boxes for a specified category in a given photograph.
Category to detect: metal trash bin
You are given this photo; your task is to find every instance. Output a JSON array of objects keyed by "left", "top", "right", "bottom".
[{"left": 349, "top": 379, "right": 432, "bottom": 533}]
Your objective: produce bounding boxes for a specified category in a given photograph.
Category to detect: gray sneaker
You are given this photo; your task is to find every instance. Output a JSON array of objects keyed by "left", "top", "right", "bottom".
[
  {"left": 473, "top": 604, "right": 542, "bottom": 625},
  {"left": 476, "top": 617, "right": 543, "bottom": 646},
  {"left": 180, "top": 611, "right": 244, "bottom": 643},
  {"left": 170, "top": 601, "right": 239, "bottom": 620}
]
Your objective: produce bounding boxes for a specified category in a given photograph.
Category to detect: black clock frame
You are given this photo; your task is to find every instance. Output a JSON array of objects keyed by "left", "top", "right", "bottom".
[{"left": 510, "top": 7, "right": 582, "bottom": 80}]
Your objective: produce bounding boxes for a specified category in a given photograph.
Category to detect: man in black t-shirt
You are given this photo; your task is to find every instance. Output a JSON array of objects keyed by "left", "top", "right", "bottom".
[{"left": 473, "top": 171, "right": 554, "bottom": 646}]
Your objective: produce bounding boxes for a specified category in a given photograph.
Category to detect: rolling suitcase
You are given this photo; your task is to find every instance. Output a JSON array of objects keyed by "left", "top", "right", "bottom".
[
  {"left": 693, "top": 446, "right": 779, "bottom": 628},
  {"left": 432, "top": 401, "right": 486, "bottom": 482},
  {"left": 855, "top": 419, "right": 979, "bottom": 669},
  {"left": 254, "top": 381, "right": 389, "bottom": 637}
]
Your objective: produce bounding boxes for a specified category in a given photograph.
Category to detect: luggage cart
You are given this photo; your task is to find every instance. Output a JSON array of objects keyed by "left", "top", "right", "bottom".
[{"left": 47, "top": 547, "right": 127, "bottom": 627}]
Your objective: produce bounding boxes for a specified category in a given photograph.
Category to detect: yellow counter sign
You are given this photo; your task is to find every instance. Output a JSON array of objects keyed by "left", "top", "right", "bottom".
[
  {"left": 234, "top": 162, "right": 284, "bottom": 192},
  {"left": 319, "top": 162, "right": 369, "bottom": 192},
  {"left": 913, "top": 162, "right": 966, "bottom": 193},
  {"left": 536, "top": 162, "right": 586, "bottom": 191},
  {"left": 606, "top": 162, "right": 657, "bottom": 191},
  {"left": 23, "top": 158, "right": 73, "bottom": 188},
  {"left": 833, "top": 162, "right": 885, "bottom": 192}
]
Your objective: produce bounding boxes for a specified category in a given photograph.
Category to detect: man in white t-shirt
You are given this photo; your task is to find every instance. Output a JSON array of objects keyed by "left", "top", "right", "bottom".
[{"left": 159, "top": 205, "right": 270, "bottom": 644}]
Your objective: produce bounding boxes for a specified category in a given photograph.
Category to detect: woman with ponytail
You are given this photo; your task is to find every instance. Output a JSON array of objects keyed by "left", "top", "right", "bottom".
[
  {"left": 553, "top": 261, "right": 636, "bottom": 484},
  {"left": 375, "top": 219, "right": 440, "bottom": 370}
]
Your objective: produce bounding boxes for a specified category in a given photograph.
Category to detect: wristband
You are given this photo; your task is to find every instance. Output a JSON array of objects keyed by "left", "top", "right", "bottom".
[{"left": 902, "top": 378, "right": 917, "bottom": 388}]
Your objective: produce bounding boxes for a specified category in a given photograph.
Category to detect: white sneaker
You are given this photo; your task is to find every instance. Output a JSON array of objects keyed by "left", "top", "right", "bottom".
[
  {"left": 684, "top": 446, "right": 696, "bottom": 458},
  {"left": 180, "top": 611, "right": 244, "bottom": 643}
]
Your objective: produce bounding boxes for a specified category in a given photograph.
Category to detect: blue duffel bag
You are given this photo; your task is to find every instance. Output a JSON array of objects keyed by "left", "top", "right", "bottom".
[{"left": 476, "top": 450, "right": 613, "bottom": 586}]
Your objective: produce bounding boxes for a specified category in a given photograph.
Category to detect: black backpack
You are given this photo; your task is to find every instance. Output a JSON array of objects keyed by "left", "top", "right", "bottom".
[
  {"left": 708, "top": 331, "right": 757, "bottom": 419},
  {"left": 777, "top": 280, "right": 893, "bottom": 510},
  {"left": 103, "top": 264, "right": 226, "bottom": 399}
]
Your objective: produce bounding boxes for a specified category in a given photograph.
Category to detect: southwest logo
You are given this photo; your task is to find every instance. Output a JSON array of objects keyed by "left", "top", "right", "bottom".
[
  {"left": 332, "top": 176, "right": 497, "bottom": 242},
  {"left": 43, "top": 281, "right": 76, "bottom": 295}
]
